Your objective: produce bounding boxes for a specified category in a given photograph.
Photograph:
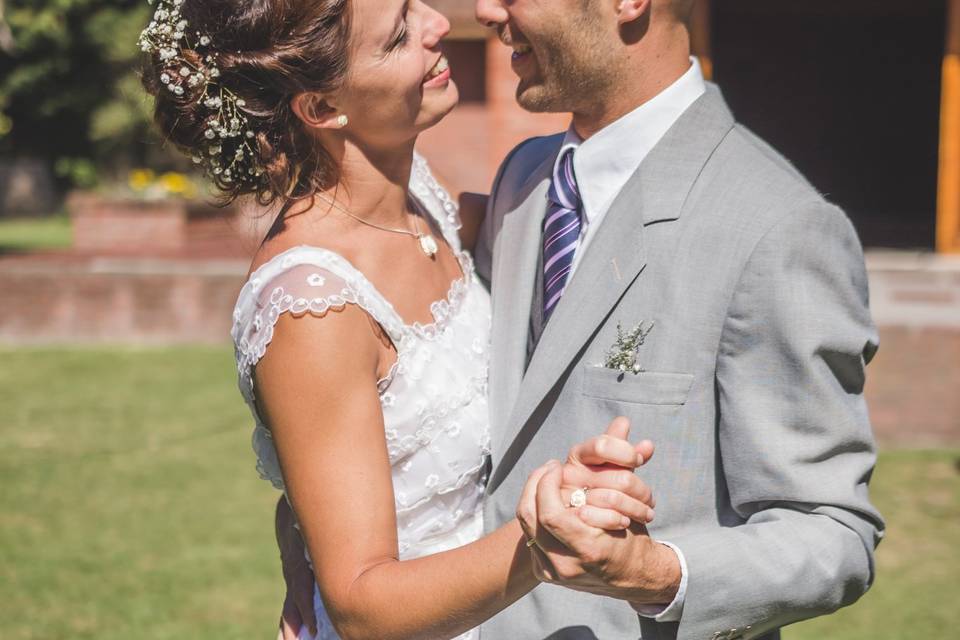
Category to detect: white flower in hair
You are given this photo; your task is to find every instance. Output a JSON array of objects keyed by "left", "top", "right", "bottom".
[{"left": 138, "top": 0, "right": 262, "bottom": 187}]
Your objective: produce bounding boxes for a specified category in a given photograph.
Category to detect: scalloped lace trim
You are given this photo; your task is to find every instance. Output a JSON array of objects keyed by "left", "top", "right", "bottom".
[{"left": 395, "top": 452, "right": 491, "bottom": 515}]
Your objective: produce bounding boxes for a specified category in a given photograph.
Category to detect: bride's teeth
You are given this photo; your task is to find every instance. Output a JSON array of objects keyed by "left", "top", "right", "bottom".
[{"left": 427, "top": 55, "right": 449, "bottom": 79}]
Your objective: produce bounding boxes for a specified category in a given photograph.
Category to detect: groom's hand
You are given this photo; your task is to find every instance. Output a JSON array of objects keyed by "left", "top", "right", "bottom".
[
  {"left": 562, "top": 416, "right": 656, "bottom": 529},
  {"left": 518, "top": 418, "right": 655, "bottom": 537},
  {"left": 525, "top": 463, "right": 681, "bottom": 606},
  {"left": 516, "top": 417, "right": 680, "bottom": 605}
]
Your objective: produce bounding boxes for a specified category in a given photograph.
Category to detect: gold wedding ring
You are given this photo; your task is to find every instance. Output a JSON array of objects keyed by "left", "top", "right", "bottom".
[{"left": 525, "top": 536, "right": 538, "bottom": 548}]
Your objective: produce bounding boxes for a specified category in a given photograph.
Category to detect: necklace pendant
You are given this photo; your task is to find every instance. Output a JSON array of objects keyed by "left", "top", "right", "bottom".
[{"left": 418, "top": 233, "right": 439, "bottom": 257}]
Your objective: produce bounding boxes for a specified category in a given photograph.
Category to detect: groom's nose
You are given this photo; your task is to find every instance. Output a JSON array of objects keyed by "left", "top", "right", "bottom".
[{"left": 475, "top": 0, "right": 508, "bottom": 28}]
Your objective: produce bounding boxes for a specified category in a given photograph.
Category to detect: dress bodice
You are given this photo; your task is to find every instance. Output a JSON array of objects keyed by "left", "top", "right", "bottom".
[{"left": 230, "top": 155, "right": 491, "bottom": 640}]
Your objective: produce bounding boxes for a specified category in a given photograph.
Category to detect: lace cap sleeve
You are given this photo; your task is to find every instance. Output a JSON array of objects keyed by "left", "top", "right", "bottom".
[
  {"left": 234, "top": 263, "right": 359, "bottom": 376},
  {"left": 232, "top": 245, "right": 406, "bottom": 393},
  {"left": 232, "top": 248, "right": 407, "bottom": 491}
]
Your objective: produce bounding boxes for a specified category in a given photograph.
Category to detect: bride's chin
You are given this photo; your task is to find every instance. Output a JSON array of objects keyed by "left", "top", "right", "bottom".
[{"left": 417, "top": 94, "right": 460, "bottom": 130}]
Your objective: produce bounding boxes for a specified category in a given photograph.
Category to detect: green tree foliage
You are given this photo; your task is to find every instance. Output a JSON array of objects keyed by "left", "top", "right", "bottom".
[{"left": 0, "top": 0, "right": 170, "bottom": 188}]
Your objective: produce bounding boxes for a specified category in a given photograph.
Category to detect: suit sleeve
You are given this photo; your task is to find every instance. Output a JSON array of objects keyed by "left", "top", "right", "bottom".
[{"left": 664, "top": 203, "right": 885, "bottom": 640}]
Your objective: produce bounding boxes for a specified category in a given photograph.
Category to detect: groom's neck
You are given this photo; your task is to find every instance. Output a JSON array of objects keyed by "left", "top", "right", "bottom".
[{"left": 571, "top": 29, "right": 692, "bottom": 140}]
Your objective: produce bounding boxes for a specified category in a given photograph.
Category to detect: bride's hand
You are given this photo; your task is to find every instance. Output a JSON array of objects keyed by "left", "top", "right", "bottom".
[
  {"left": 517, "top": 417, "right": 655, "bottom": 544},
  {"left": 564, "top": 416, "right": 656, "bottom": 529}
]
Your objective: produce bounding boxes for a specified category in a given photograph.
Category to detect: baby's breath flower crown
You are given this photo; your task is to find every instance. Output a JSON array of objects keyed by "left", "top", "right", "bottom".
[{"left": 138, "top": 0, "right": 262, "bottom": 187}]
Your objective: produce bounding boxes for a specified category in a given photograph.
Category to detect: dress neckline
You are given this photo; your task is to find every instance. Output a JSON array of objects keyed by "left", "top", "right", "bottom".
[{"left": 245, "top": 241, "right": 472, "bottom": 342}]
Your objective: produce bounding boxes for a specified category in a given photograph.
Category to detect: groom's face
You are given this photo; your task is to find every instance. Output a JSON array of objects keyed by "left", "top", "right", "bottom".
[{"left": 476, "top": 0, "right": 620, "bottom": 113}]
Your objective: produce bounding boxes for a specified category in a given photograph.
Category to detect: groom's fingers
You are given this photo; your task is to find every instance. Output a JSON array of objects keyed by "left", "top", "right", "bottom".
[
  {"left": 604, "top": 416, "right": 631, "bottom": 440},
  {"left": 634, "top": 439, "right": 655, "bottom": 466},
  {"left": 568, "top": 434, "right": 642, "bottom": 469}
]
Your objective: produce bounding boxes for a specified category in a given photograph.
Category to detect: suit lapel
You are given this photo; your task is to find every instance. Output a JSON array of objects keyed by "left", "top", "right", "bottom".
[
  {"left": 488, "top": 151, "right": 559, "bottom": 440},
  {"left": 491, "top": 86, "right": 736, "bottom": 479}
]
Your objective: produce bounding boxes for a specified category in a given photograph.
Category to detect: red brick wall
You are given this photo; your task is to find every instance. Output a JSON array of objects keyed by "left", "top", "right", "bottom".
[{"left": 0, "top": 260, "right": 244, "bottom": 345}]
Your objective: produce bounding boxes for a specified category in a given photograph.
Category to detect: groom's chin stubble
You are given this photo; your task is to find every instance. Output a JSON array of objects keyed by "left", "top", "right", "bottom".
[{"left": 515, "top": 81, "right": 565, "bottom": 114}]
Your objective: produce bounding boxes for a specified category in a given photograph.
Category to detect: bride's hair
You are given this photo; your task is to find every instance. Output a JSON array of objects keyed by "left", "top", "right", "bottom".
[{"left": 141, "top": 0, "right": 352, "bottom": 207}]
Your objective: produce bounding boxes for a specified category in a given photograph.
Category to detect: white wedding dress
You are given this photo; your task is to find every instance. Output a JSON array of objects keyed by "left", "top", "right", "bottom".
[{"left": 231, "top": 154, "right": 490, "bottom": 640}]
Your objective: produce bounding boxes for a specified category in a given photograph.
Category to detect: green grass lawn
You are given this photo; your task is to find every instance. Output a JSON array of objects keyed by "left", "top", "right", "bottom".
[
  {"left": 0, "top": 215, "right": 72, "bottom": 251},
  {"left": 0, "top": 347, "right": 957, "bottom": 639}
]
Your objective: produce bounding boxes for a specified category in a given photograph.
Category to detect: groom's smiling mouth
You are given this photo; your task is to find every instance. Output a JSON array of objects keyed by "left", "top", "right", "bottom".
[
  {"left": 511, "top": 42, "right": 533, "bottom": 60},
  {"left": 506, "top": 40, "right": 535, "bottom": 74},
  {"left": 498, "top": 26, "right": 536, "bottom": 73}
]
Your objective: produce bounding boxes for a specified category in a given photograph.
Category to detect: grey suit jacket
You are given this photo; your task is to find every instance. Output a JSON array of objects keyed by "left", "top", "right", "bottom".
[{"left": 474, "top": 85, "right": 884, "bottom": 640}]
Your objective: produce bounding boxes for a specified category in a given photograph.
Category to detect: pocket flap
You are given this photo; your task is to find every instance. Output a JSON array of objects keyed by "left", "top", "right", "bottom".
[{"left": 582, "top": 366, "right": 694, "bottom": 405}]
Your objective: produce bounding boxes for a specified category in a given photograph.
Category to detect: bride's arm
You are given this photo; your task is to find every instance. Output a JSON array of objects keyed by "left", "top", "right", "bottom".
[{"left": 257, "top": 306, "right": 536, "bottom": 640}]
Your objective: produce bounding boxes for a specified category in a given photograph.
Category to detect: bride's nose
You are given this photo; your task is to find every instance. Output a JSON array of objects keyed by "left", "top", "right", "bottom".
[
  {"left": 475, "top": 0, "right": 508, "bottom": 28},
  {"left": 421, "top": 4, "right": 451, "bottom": 49}
]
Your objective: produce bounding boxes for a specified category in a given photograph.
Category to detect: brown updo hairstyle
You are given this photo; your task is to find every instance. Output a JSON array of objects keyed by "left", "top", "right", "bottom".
[{"left": 141, "top": 0, "right": 352, "bottom": 208}]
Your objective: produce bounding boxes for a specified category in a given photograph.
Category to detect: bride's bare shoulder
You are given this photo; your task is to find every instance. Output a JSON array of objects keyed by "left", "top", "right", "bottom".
[{"left": 245, "top": 201, "right": 352, "bottom": 276}]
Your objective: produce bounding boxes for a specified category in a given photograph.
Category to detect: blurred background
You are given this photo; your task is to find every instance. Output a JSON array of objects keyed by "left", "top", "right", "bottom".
[{"left": 1, "top": 1, "right": 957, "bottom": 638}]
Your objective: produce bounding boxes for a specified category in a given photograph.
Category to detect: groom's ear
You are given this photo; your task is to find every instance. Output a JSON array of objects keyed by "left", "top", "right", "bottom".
[
  {"left": 291, "top": 92, "right": 343, "bottom": 130},
  {"left": 615, "top": 0, "right": 651, "bottom": 25}
]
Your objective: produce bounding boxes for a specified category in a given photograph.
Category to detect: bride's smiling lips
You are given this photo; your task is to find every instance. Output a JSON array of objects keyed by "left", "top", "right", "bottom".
[{"left": 423, "top": 53, "right": 451, "bottom": 88}]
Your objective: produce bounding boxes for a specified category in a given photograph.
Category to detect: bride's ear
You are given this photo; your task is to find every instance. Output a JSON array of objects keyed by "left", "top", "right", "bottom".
[
  {"left": 615, "top": 0, "right": 651, "bottom": 25},
  {"left": 291, "top": 92, "right": 348, "bottom": 130}
]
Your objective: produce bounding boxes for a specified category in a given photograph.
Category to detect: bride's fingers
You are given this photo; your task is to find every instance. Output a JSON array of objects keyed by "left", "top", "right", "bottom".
[
  {"left": 562, "top": 465, "right": 655, "bottom": 507},
  {"left": 577, "top": 504, "right": 631, "bottom": 530},
  {"left": 582, "top": 487, "right": 655, "bottom": 524},
  {"left": 516, "top": 460, "right": 561, "bottom": 543}
]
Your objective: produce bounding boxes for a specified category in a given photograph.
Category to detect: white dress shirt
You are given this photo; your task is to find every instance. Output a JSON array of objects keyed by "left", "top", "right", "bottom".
[{"left": 550, "top": 57, "right": 706, "bottom": 623}]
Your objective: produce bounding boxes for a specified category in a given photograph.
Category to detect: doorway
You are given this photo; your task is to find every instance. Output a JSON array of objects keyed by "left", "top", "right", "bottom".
[{"left": 712, "top": 1, "right": 946, "bottom": 249}]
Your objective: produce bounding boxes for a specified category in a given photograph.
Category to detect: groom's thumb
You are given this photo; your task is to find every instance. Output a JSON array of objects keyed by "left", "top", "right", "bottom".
[{"left": 604, "top": 416, "right": 631, "bottom": 441}]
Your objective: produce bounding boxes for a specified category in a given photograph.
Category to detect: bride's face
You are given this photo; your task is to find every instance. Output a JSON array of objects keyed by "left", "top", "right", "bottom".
[{"left": 334, "top": 0, "right": 459, "bottom": 147}]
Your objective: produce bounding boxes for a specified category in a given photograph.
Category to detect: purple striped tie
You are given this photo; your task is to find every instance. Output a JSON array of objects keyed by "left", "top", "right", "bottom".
[{"left": 542, "top": 148, "right": 582, "bottom": 324}]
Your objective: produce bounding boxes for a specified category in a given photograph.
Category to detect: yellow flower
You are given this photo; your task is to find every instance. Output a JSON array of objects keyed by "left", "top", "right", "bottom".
[
  {"left": 159, "top": 172, "right": 197, "bottom": 198},
  {"left": 128, "top": 169, "right": 155, "bottom": 192}
]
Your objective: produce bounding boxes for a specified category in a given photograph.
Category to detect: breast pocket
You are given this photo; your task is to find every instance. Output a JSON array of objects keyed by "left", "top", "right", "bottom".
[{"left": 581, "top": 366, "right": 694, "bottom": 406}]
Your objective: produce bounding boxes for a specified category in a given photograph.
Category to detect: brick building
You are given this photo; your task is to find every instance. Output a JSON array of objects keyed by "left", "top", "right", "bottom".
[{"left": 420, "top": 0, "right": 960, "bottom": 253}]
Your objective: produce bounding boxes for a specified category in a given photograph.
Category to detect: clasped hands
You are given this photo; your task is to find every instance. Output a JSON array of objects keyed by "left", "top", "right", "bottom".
[{"left": 517, "top": 416, "right": 681, "bottom": 608}]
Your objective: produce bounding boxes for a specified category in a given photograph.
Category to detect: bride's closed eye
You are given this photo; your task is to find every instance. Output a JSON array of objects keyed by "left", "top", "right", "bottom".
[{"left": 389, "top": 22, "right": 409, "bottom": 51}]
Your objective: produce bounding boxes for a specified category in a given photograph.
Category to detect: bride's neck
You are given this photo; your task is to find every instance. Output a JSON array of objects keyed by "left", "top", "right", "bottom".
[{"left": 321, "top": 139, "right": 417, "bottom": 227}]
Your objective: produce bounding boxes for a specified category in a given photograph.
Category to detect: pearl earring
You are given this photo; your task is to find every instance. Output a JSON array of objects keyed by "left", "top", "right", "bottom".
[{"left": 337, "top": 114, "right": 349, "bottom": 128}]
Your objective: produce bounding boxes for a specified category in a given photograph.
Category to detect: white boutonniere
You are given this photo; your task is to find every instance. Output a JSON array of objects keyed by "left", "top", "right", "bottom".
[{"left": 602, "top": 321, "right": 655, "bottom": 376}]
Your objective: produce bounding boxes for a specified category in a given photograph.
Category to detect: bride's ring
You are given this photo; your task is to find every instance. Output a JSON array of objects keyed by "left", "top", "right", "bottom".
[
  {"left": 525, "top": 536, "right": 538, "bottom": 548},
  {"left": 569, "top": 487, "right": 589, "bottom": 509}
]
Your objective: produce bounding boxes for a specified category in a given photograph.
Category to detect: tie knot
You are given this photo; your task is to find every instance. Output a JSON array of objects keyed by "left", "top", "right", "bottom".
[{"left": 548, "top": 148, "right": 581, "bottom": 211}]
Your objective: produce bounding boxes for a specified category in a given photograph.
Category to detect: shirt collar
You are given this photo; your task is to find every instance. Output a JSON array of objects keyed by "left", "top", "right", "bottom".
[{"left": 552, "top": 57, "right": 707, "bottom": 225}]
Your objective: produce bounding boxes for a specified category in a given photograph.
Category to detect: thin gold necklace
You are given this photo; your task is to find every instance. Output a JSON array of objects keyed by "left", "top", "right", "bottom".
[{"left": 316, "top": 193, "right": 439, "bottom": 258}]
